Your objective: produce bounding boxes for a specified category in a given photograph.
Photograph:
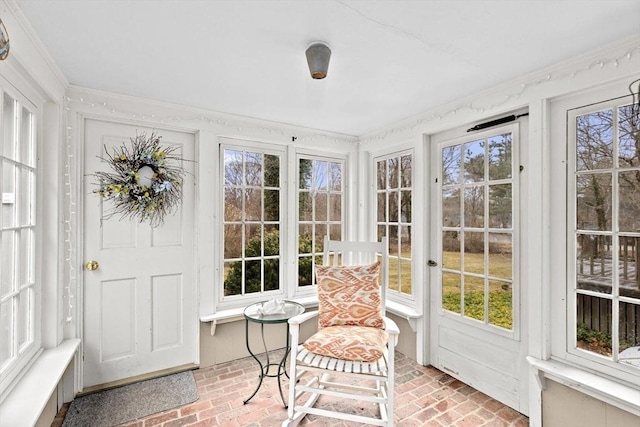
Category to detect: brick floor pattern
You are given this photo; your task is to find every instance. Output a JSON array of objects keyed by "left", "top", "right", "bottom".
[{"left": 53, "top": 351, "right": 529, "bottom": 427}]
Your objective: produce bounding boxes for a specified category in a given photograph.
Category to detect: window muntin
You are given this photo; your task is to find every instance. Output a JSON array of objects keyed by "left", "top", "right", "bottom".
[
  {"left": 297, "top": 156, "right": 344, "bottom": 287},
  {"left": 375, "top": 152, "right": 412, "bottom": 295},
  {"left": 0, "top": 90, "right": 37, "bottom": 381},
  {"left": 571, "top": 101, "right": 640, "bottom": 367},
  {"left": 440, "top": 130, "right": 516, "bottom": 331},
  {"left": 222, "top": 146, "right": 282, "bottom": 298}
]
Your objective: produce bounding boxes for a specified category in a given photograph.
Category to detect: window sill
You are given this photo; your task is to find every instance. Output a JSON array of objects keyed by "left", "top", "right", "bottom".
[
  {"left": 200, "top": 296, "right": 319, "bottom": 335},
  {"left": 527, "top": 356, "right": 640, "bottom": 417},
  {"left": 0, "top": 338, "right": 81, "bottom": 427},
  {"left": 386, "top": 300, "right": 422, "bottom": 332}
]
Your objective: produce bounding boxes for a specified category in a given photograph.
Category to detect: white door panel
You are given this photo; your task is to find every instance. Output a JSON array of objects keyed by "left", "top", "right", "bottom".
[{"left": 83, "top": 119, "right": 196, "bottom": 388}]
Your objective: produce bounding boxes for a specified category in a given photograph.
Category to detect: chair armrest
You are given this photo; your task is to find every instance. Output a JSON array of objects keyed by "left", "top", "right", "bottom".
[
  {"left": 383, "top": 316, "right": 400, "bottom": 336},
  {"left": 288, "top": 310, "right": 319, "bottom": 326}
]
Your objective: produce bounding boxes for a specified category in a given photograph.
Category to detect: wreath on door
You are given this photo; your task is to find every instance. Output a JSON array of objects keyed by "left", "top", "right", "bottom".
[{"left": 92, "top": 132, "right": 186, "bottom": 227}]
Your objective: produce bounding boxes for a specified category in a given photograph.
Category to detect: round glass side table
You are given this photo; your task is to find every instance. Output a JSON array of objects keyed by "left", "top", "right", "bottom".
[{"left": 243, "top": 300, "right": 305, "bottom": 407}]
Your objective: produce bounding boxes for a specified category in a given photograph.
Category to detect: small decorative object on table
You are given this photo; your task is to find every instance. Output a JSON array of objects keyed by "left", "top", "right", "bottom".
[
  {"left": 91, "top": 131, "right": 187, "bottom": 227},
  {"left": 257, "top": 298, "right": 286, "bottom": 316}
]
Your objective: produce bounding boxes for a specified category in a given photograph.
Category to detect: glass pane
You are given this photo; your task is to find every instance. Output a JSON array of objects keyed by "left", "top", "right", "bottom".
[
  {"left": 400, "top": 225, "right": 412, "bottom": 260},
  {"left": 576, "top": 173, "right": 612, "bottom": 231},
  {"left": 264, "top": 225, "right": 279, "bottom": 256},
  {"left": 618, "top": 104, "right": 640, "bottom": 169},
  {"left": 464, "top": 232, "right": 484, "bottom": 274},
  {"left": 488, "top": 133, "right": 512, "bottom": 180},
  {"left": 244, "top": 189, "right": 261, "bottom": 221},
  {"left": 329, "top": 194, "right": 342, "bottom": 222},
  {"left": 389, "top": 190, "right": 398, "bottom": 222},
  {"left": 464, "top": 275, "right": 485, "bottom": 322},
  {"left": 298, "top": 256, "right": 312, "bottom": 286},
  {"left": 442, "top": 272, "right": 461, "bottom": 313},
  {"left": 264, "top": 259, "right": 279, "bottom": 291},
  {"left": 298, "top": 224, "right": 312, "bottom": 254},
  {"left": 618, "top": 301, "right": 639, "bottom": 362},
  {"left": 299, "top": 158, "right": 312, "bottom": 189},
  {"left": 315, "top": 192, "right": 327, "bottom": 221},
  {"left": 377, "top": 192, "right": 387, "bottom": 222},
  {"left": 0, "top": 299, "right": 12, "bottom": 366},
  {"left": 245, "top": 260, "right": 262, "bottom": 293},
  {"left": 400, "top": 155, "right": 412, "bottom": 188},
  {"left": 329, "top": 162, "right": 342, "bottom": 191},
  {"left": 442, "top": 145, "right": 461, "bottom": 185},
  {"left": 619, "top": 171, "right": 640, "bottom": 232},
  {"left": 576, "top": 109, "right": 613, "bottom": 171},
  {"left": 442, "top": 231, "right": 461, "bottom": 270},
  {"left": 576, "top": 234, "right": 612, "bottom": 294},
  {"left": 464, "top": 139, "right": 485, "bottom": 183},
  {"left": 223, "top": 149, "right": 243, "bottom": 185},
  {"left": 3, "top": 161, "right": 16, "bottom": 227},
  {"left": 388, "top": 225, "right": 399, "bottom": 257},
  {"left": 20, "top": 106, "right": 34, "bottom": 167},
  {"left": 488, "top": 184, "right": 512, "bottom": 228},
  {"left": 377, "top": 225, "right": 386, "bottom": 242},
  {"left": 3, "top": 94, "right": 15, "bottom": 160},
  {"left": 388, "top": 157, "right": 399, "bottom": 188},
  {"left": 400, "top": 258, "right": 412, "bottom": 294},
  {"left": 576, "top": 294, "right": 612, "bottom": 357},
  {"left": 400, "top": 190, "right": 411, "bottom": 223},
  {"left": 19, "top": 168, "right": 34, "bottom": 226},
  {"left": 464, "top": 186, "right": 484, "bottom": 228},
  {"left": 1, "top": 230, "right": 15, "bottom": 296},
  {"left": 376, "top": 160, "right": 386, "bottom": 190},
  {"left": 224, "top": 188, "right": 242, "bottom": 222},
  {"left": 489, "top": 280, "right": 512, "bottom": 330},
  {"left": 619, "top": 236, "right": 639, "bottom": 299},
  {"left": 314, "top": 224, "right": 327, "bottom": 251},
  {"left": 223, "top": 225, "right": 242, "bottom": 259},
  {"left": 18, "top": 229, "right": 33, "bottom": 286},
  {"left": 244, "top": 152, "right": 263, "bottom": 187},
  {"left": 299, "top": 192, "right": 312, "bottom": 221},
  {"left": 329, "top": 224, "right": 342, "bottom": 241},
  {"left": 442, "top": 188, "right": 460, "bottom": 227},
  {"left": 223, "top": 261, "right": 242, "bottom": 296},
  {"left": 264, "top": 154, "right": 279, "bottom": 187},
  {"left": 488, "top": 233, "right": 512, "bottom": 280},
  {"left": 263, "top": 189, "right": 279, "bottom": 221},
  {"left": 244, "top": 224, "right": 262, "bottom": 256},
  {"left": 314, "top": 160, "right": 327, "bottom": 191},
  {"left": 389, "top": 257, "right": 400, "bottom": 292},
  {"left": 18, "top": 289, "right": 31, "bottom": 347}
]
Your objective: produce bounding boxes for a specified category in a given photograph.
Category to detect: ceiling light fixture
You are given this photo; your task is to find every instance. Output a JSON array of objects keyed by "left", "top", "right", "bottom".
[{"left": 305, "top": 42, "right": 331, "bottom": 80}]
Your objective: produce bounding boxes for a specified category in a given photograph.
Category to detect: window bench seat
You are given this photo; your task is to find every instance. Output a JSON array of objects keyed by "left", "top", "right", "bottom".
[{"left": 0, "top": 339, "right": 80, "bottom": 427}]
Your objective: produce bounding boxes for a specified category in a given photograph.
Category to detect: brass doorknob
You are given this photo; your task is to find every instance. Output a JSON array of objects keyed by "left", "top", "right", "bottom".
[{"left": 86, "top": 260, "right": 99, "bottom": 271}]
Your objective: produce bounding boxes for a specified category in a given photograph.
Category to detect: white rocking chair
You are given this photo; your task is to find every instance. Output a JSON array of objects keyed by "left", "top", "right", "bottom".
[{"left": 283, "top": 236, "right": 399, "bottom": 427}]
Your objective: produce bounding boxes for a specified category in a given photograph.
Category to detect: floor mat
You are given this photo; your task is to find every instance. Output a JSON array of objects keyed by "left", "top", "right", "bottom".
[{"left": 62, "top": 370, "right": 198, "bottom": 427}]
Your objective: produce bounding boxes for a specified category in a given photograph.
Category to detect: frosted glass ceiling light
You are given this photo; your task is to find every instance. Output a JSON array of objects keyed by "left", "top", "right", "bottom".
[{"left": 305, "top": 42, "right": 331, "bottom": 79}]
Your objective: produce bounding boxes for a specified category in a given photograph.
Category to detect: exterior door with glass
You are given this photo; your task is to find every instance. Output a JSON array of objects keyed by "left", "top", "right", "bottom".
[{"left": 430, "top": 121, "right": 528, "bottom": 413}]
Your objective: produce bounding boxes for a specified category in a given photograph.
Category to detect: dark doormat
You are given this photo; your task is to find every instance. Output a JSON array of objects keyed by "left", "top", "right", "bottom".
[{"left": 62, "top": 371, "right": 199, "bottom": 427}]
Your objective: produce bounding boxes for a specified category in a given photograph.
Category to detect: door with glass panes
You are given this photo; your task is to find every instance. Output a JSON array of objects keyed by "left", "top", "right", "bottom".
[{"left": 430, "top": 121, "right": 528, "bottom": 413}]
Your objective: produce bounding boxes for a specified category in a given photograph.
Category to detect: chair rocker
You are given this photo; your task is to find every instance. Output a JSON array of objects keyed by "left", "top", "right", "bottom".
[{"left": 283, "top": 236, "right": 399, "bottom": 427}]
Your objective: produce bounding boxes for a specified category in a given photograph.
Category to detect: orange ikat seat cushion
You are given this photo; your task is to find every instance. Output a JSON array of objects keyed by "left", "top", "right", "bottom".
[
  {"left": 303, "top": 325, "right": 388, "bottom": 362},
  {"left": 315, "top": 261, "right": 384, "bottom": 329}
]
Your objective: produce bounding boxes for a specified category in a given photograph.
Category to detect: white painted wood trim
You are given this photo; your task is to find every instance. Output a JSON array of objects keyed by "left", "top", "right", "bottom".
[{"left": 0, "top": 339, "right": 80, "bottom": 427}]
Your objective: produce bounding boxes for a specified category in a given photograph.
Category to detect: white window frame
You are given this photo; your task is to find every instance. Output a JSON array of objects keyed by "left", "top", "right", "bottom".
[
  {"left": 373, "top": 148, "right": 416, "bottom": 304},
  {"left": 0, "top": 78, "right": 41, "bottom": 397},
  {"left": 294, "top": 151, "right": 347, "bottom": 295},
  {"left": 550, "top": 79, "right": 640, "bottom": 386}
]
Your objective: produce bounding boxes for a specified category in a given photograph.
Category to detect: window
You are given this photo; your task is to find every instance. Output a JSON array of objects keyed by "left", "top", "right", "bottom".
[
  {"left": 0, "top": 87, "right": 38, "bottom": 390},
  {"left": 569, "top": 98, "right": 640, "bottom": 368},
  {"left": 440, "top": 127, "right": 517, "bottom": 331},
  {"left": 375, "top": 152, "right": 413, "bottom": 295},
  {"left": 222, "top": 146, "right": 282, "bottom": 298},
  {"left": 297, "top": 156, "right": 344, "bottom": 287}
]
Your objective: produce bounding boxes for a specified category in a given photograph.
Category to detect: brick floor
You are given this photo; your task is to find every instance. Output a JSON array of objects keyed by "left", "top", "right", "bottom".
[{"left": 52, "top": 351, "right": 529, "bottom": 426}]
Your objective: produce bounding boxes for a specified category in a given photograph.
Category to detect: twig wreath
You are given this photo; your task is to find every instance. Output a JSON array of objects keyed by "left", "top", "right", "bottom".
[{"left": 92, "top": 132, "right": 187, "bottom": 227}]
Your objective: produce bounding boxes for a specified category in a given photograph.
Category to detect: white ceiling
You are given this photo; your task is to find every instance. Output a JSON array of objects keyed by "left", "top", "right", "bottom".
[{"left": 15, "top": 0, "right": 640, "bottom": 136}]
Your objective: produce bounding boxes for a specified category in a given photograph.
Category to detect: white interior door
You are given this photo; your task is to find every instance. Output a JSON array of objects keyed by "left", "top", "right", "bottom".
[
  {"left": 82, "top": 119, "right": 196, "bottom": 389},
  {"left": 429, "top": 120, "right": 529, "bottom": 414}
]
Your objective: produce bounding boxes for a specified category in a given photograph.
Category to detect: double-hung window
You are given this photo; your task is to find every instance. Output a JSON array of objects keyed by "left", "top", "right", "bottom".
[
  {"left": 568, "top": 96, "right": 640, "bottom": 370},
  {"left": 0, "top": 82, "right": 39, "bottom": 393}
]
